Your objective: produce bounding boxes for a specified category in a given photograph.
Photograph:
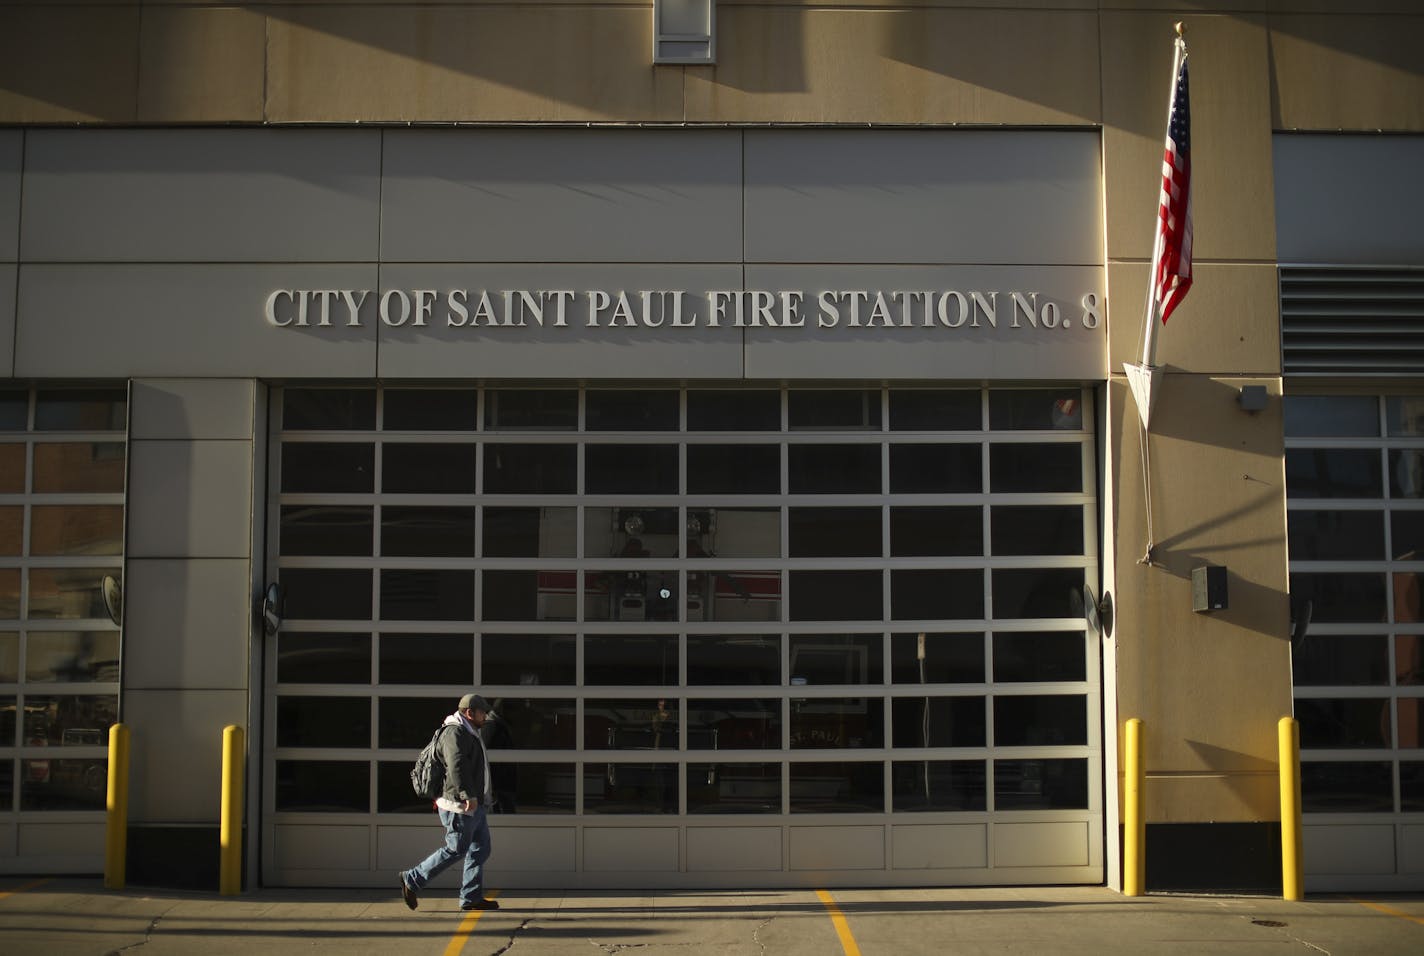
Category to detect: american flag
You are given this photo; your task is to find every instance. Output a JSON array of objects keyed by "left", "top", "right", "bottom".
[{"left": 1150, "top": 46, "right": 1192, "bottom": 326}]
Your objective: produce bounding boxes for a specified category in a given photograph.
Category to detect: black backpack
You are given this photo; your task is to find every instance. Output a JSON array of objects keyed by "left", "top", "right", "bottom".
[{"left": 410, "top": 725, "right": 449, "bottom": 799}]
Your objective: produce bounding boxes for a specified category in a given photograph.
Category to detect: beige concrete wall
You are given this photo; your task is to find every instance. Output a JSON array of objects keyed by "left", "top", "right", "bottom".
[
  {"left": 139, "top": 5, "right": 267, "bottom": 123},
  {"left": 686, "top": 5, "right": 1100, "bottom": 125},
  {"left": 0, "top": 4, "right": 141, "bottom": 123},
  {"left": 1, "top": 3, "right": 1416, "bottom": 130},
  {"left": 1269, "top": 12, "right": 1424, "bottom": 132},
  {"left": 1099, "top": 9, "right": 1290, "bottom": 828}
]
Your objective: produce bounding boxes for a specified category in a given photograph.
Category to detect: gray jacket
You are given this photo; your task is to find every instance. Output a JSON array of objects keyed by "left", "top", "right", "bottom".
[{"left": 437, "top": 714, "right": 490, "bottom": 807}]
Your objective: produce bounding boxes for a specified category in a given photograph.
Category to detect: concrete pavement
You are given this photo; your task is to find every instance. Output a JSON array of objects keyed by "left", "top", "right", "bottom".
[{"left": 1, "top": 878, "right": 1422, "bottom": 955}]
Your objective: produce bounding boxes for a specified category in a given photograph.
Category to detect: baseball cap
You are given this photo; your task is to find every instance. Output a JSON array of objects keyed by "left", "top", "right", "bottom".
[{"left": 458, "top": 693, "right": 493, "bottom": 713}]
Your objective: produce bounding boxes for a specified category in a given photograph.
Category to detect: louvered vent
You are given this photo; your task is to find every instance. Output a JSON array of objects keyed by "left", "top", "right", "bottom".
[{"left": 1280, "top": 266, "right": 1424, "bottom": 375}]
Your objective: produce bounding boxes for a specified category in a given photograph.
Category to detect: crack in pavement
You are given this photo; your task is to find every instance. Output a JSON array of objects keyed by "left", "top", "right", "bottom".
[
  {"left": 103, "top": 913, "right": 163, "bottom": 954},
  {"left": 1239, "top": 914, "right": 1331, "bottom": 955},
  {"left": 751, "top": 915, "right": 774, "bottom": 956},
  {"left": 492, "top": 912, "right": 761, "bottom": 955},
  {"left": 588, "top": 941, "right": 646, "bottom": 954},
  {"left": 587, "top": 940, "right": 705, "bottom": 953},
  {"left": 1283, "top": 932, "right": 1330, "bottom": 954},
  {"left": 487, "top": 917, "right": 534, "bottom": 956}
]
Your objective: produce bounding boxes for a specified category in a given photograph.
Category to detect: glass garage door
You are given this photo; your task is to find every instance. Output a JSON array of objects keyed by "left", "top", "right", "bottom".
[
  {"left": 263, "top": 385, "right": 1102, "bottom": 887},
  {"left": 0, "top": 387, "right": 126, "bottom": 875},
  {"left": 1284, "top": 393, "right": 1424, "bottom": 889}
]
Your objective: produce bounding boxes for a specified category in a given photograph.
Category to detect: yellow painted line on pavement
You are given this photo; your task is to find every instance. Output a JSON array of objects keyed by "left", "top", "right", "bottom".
[
  {"left": 442, "top": 889, "right": 501, "bottom": 956},
  {"left": 816, "top": 889, "right": 864, "bottom": 956},
  {"left": 1354, "top": 898, "right": 1424, "bottom": 927},
  {"left": 0, "top": 878, "right": 52, "bottom": 900}
]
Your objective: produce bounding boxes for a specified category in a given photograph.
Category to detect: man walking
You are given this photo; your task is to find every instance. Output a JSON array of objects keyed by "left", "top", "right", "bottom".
[{"left": 399, "top": 693, "right": 499, "bottom": 912}]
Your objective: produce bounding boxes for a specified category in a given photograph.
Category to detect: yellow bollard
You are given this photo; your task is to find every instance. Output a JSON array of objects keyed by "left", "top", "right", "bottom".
[
  {"left": 1123, "top": 718, "right": 1145, "bottom": 896},
  {"left": 220, "top": 725, "right": 246, "bottom": 896},
  {"left": 1279, "top": 716, "right": 1303, "bottom": 901},
  {"left": 105, "top": 722, "right": 130, "bottom": 890}
]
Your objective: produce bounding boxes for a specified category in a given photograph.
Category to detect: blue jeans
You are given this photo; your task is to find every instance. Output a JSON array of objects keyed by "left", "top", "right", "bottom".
[{"left": 404, "top": 807, "right": 492, "bottom": 904}]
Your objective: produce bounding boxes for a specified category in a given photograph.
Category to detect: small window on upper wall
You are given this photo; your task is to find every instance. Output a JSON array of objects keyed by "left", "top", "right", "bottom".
[
  {"left": 789, "top": 390, "right": 881, "bottom": 430},
  {"left": 34, "top": 389, "right": 127, "bottom": 431},
  {"left": 988, "top": 389, "right": 1082, "bottom": 430},
  {"left": 383, "top": 389, "right": 479, "bottom": 431},
  {"left": 586, "top": 390, "right": 679, "bottom": 431},
  {"left": 0, "top": 392, "right": 28, "bottom": 431},
  {"left": 484, "top": 390, "right": 577, "bottom": 430},
  {"left": 1284, "top": 395, "right": 1379, "bottom": 437},
  {"left": 687, "top": 390, "right": 780, "bottom": 431},
  {"left": 283, "top": 388, "right": 375, "bottom": 430},
  {"left": 1387, "top": 397, "right": 1424, "bottom": 436},
  {"left": 888, "top": 390, "right": 980, "bottom": 431}
]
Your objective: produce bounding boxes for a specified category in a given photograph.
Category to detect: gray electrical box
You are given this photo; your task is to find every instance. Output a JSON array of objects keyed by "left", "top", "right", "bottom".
[{"left": 1192, "top": 566, "right": 1228, "bottom": 612}]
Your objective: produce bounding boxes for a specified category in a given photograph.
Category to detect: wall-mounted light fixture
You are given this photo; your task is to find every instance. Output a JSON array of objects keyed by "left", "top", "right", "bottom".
[{"left": 654, "top": 0, "right": 715, "bottom": 64}]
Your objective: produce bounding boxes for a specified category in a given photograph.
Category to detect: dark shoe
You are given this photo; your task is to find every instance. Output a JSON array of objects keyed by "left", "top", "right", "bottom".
[
  {"left": 461, "top": 898, "right": 500, "bottom": 911},
  {"left": 399, "top": 873, "right": 418, "bottom": 911}
]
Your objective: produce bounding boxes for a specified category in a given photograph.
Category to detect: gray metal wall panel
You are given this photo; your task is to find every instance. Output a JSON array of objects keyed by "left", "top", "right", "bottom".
[
  {"left": 744, "top": 129, "right": 1103, "bottom": 266},
  {"left": 123, "top": 559, "right": 252, "bottom": 692},
  {"left": 123, "top": 688, "right": 248, "bottom": 823},
  {"left": 130, "top": 380, "right": 256, "bottom": 441},
  {"left": 0, "top": 264, "right": 13, "bottom": 376},
  {"left": 0, "top": 131, "right": 19, "bottom": 262},
  {"left": 9, "top": 129, "right": 1112, "bottom": 383},
  {"left": 742, "top": 264, "right": 1106, "bottom": 380},
  {"left": 15, "top": 264, "right": 378, "bottom": 378},
  {"left": 381, "top": 129, "right": 743, "bottom": 263},
  {"left": 127, "top": 440, "right": 254, "bottom": 558},
  {"left": 375, "top": 264, "right": 746, "bottom": 379},
  {"left": 20, "top": 129, "right": 381, "bottom": 263},
  {"left": 1275, "top": 134, "right": 1424, "bottom": 264}
]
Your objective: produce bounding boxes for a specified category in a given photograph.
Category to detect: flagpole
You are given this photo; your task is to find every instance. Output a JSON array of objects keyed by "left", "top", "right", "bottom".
[
  {"left": 1137, "top": 23, "right": 1187, "bottom": 370},
  {"left": 1128, "top": 21, "right": 1189, "bottom": 566},
  {"left": 1125, "top": 22, "right": 1188, "bottom": 436}
]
